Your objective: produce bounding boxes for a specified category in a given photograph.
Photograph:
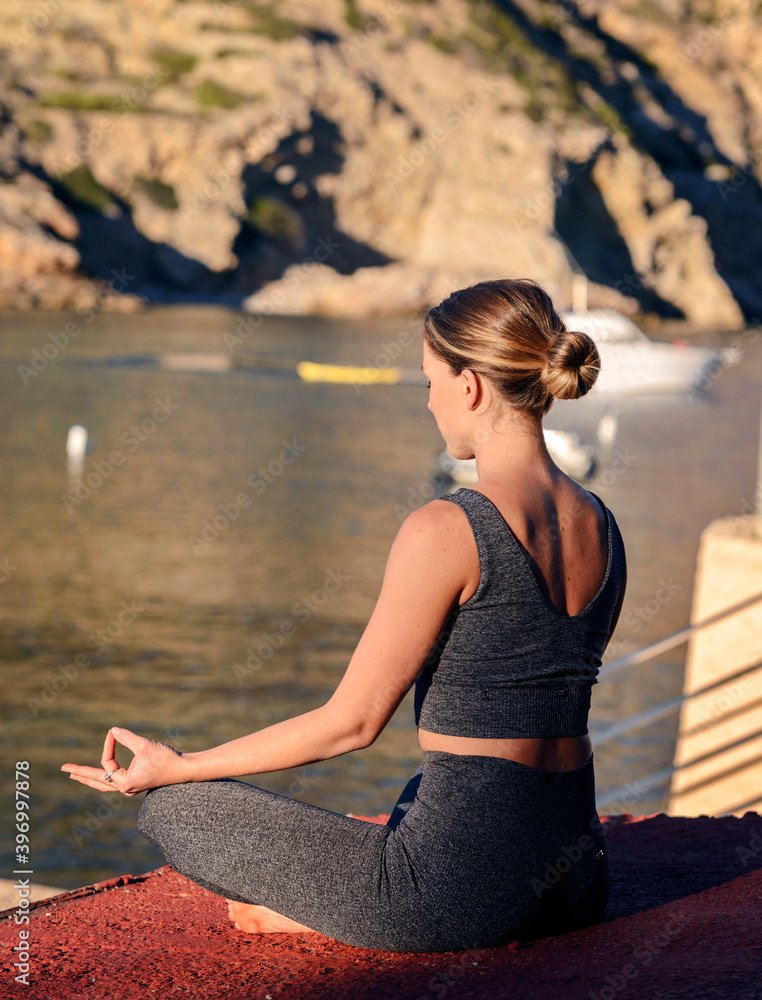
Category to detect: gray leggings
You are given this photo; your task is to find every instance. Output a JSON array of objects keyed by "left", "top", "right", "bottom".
[{"left": 137, "top": 750, "right": 609, "bottom": 953}]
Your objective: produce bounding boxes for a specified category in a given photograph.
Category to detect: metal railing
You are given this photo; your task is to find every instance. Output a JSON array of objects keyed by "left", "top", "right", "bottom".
[{"left": 593, "top": 590, "right": 762, "bottom": 811}]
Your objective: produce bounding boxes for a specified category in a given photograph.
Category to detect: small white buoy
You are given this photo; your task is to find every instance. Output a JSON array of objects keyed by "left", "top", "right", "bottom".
[{"left": 66, "top": 425, "right": 88, "bottom": 475}]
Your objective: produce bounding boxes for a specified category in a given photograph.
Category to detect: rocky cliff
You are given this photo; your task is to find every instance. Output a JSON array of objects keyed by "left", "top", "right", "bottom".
[{"left": 0, "top": 0, "right": 760, "bottom": 327}]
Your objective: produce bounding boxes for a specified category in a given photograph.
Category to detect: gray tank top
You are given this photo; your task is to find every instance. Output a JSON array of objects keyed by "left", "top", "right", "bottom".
[{"left": 414, "top": 487, "right": 627, "bottom": 739}]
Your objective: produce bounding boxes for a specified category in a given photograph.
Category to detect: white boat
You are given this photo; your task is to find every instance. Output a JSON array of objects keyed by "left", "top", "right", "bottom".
[{"left": 559, "top": 309, "right": 737, "bottom": 397}]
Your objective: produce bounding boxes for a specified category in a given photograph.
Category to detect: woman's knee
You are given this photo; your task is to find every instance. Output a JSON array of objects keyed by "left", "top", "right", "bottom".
[
  {"left": 137, "top": 779, "right": 240, "bottom": 844},
  {"left": 136, "top": 783, "right": 187, "bottom": 843}
]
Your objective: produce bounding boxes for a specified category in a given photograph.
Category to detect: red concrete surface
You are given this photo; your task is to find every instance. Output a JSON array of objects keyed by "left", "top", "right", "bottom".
[{"left": 1, "top": 811, "right": 760, "bottom": 1000}]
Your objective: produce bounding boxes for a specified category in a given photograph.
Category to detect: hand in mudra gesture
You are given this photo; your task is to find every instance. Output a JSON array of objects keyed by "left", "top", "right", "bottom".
[{"left": 61, "top": 727, "right": 185, "bottom": 796}]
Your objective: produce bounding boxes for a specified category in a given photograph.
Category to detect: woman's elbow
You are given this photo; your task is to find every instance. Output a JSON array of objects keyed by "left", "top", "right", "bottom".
[
  {"left": 322, "top": 700, "right": 383, "bottom": 753},
  {"left": 348, "top": 714, "right": 383, "bottom": 751},
  {"left": 358, "top": 723, "right": 384, "bottom": 749}
]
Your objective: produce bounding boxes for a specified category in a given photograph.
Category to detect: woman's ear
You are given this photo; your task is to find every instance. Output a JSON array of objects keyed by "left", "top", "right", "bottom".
[{"left": 460, "top": 369, "right": 484, "bottom": 410}]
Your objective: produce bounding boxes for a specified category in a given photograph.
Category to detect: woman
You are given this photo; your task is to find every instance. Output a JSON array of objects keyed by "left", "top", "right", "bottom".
[{"left": 62, "top": 278, "right": 627, "bottom": 953}]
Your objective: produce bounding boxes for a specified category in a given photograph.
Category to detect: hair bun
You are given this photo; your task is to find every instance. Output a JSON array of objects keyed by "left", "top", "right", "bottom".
[{"left": 540, "top": 329, "right": 601, "bottom": 400}]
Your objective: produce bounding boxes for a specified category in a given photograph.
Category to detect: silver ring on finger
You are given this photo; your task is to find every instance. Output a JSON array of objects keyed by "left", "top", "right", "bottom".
[{"left": 103, "top": 768, "right": 119, "bottom": 782}]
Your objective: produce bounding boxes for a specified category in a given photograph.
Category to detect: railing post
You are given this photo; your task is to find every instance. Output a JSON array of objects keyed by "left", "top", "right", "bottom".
[
  {"left": 756, "top": 394, "right": 762, "bottom": 540},
  {"left": 595, "top": 591, "right": 762, "bottom": 816}
]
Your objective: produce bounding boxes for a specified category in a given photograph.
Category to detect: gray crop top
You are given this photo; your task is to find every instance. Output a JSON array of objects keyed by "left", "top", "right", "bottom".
[{"left": 414, "top": 488, "right": 627, "bottom": 739}]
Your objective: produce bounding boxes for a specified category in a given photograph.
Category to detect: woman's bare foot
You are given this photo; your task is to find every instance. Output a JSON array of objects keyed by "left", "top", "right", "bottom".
[{"left": 226, "top": 899, "right": 316, "bottom": 935}]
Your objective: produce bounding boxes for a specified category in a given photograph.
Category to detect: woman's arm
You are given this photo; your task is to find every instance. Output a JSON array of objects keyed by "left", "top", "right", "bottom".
[{"left": 62, "top": 499, "right": 475, "bottom": 795}]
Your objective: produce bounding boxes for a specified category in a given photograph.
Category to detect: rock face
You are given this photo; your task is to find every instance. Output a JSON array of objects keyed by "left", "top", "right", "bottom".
[{"left": 0, "top": 0, "right": 759, "bottom": 327}]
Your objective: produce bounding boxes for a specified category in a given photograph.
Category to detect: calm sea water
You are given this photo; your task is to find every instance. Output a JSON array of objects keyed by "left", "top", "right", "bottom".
[{"left": 1, "top": 305, "right": 759, "bottom": 889}]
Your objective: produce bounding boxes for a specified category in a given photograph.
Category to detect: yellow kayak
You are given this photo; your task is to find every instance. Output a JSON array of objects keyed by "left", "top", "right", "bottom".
[{"left": 296, "top": 361, "right": 401, "bottom": 385}]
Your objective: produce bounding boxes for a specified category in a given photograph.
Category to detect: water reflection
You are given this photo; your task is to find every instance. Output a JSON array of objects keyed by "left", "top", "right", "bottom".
[{"left": 0, "top": 306, "right": 759, "bottom": 889}]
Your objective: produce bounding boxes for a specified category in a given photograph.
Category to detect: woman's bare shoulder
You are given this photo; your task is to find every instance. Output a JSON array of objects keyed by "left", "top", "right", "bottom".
[
  {"left": 398, "top": 496, "right": 472, "bottom": 536},
  {"left": 390, "top": 498, "right": 478, "bottom": 602},
  {"left": 391, "top": 497, "right": 477, "bottom": 565}
]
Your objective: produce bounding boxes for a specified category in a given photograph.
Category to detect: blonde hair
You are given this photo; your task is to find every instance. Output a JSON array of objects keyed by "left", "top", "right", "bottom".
[{"left": 423, "top": 278, "right": 600, "bottom": 416}]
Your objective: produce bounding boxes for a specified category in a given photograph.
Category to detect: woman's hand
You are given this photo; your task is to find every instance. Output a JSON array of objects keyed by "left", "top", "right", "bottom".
[{"left": 61, "top": 727, "right": 186, "bottom": 797}]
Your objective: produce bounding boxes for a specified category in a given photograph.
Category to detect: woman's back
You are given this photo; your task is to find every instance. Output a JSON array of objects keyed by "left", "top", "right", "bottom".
[
  {"left": 416, "top": 477, "right": 627, "bottom": 770},
  {"left": 453, "top": 478, "right": 612, "bottom": 617}
]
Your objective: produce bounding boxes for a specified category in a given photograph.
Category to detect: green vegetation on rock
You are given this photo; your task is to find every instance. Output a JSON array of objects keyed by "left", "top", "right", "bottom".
[
  {"left": 131, "top": 175, "right": 179, "bottom": 210},
  {"left": 246, "top": 195, "right": 303, "bottom": 251},
  {"left": 195, "top": 78, "right": 247, "bottom": 108},
  {"left": 430, "top": 35, "right": 458, "bottom": 54},
  {"left": 467, "top": 2, "right": 546, "bottom": 71},
  {"left": 37, "top": 90, "right": 122, "bottom": 111},
  {"left": 245, "top": 4, "right": 314, "bottom": 40},
  {"left": 52, "top": 68, "right": 86, "bottom": 82},
  {"left": 150, "top": 47, "right": 198, "bottom": 85},
  {"left": 23, "top": 119, "right": 54, "bottom": 144},
  {"left": 216, "top": 48, "right": 263, "bottom": 58},
  {"left": 466, "top": 1, "right": 581, "bottom": 122},
  {"left": 58, "top": 165, "right": 118, "bottom": 213},
  {"left": 591, "top": 99, "right": 633, "bottom": 140},
  {"left": 343, "top": 0, "right": 376, "bottom": 31}
]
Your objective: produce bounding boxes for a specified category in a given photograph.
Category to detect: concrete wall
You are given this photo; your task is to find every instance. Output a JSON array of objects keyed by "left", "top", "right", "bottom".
[{"left": 668, "top": 515, "right": 762, "bottom": 817}]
